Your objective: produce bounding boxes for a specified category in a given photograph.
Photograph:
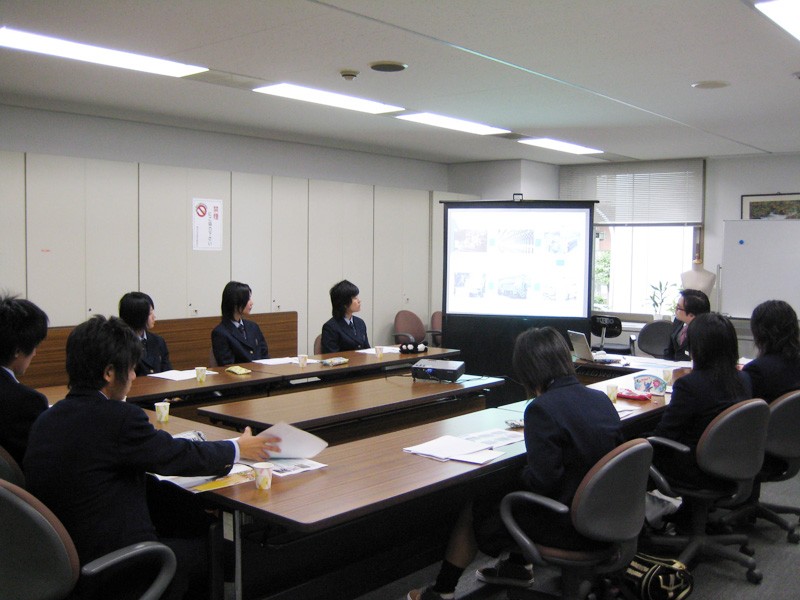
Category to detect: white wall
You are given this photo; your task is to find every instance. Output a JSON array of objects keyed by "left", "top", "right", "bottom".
[{"left": 447, "top": 159, "right": 559, "bottom": 200}]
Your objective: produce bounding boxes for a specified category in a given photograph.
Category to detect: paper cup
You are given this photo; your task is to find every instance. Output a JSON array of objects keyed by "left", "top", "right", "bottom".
[
  {"left": 253, "top": 462, "right": 274, "bottom": 490},
  {"left": 607, "top": 384, "right": 618, "bottom": 403},
  {"left": 374, "top": 346, "right": 383, "bottom": 359},
  {"left": 154, "top": 401, "right": 170, "bottom": 423},
  {"left": 662, "top": 368, "right": 673, "bottom": 385},
  {"left": 195, "top": 366, "right": 207, "bottom": 383},
  {"left": 297, "top": 354, "right": 308, "bottom": 368}
]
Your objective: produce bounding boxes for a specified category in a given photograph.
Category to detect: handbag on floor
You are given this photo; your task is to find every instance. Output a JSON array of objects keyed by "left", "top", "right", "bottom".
[{"left": 620, "top": 552, "right": 693, "bottom": 600}]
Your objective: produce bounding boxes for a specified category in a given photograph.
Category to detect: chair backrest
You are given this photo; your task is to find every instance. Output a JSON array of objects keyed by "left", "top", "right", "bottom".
[
  {"left": 0, "top": 445, "right": 26, "bottom": 488},
  {"left": 590, "top": 315, "right": 622, "bottom": 339},
  {"left": 636, "top": 320, "right": 673, "bottom": 358},
  {"left": 430, "top": 311, "right": 443, "bottom": 346},
  {"left": 0, "top": 478, "right": 80, "bottom": 600},
  {"left": 313, "top": 334, "right": 322, "bottom": 355},
  {"left": 766, "top": 389, "right": 800, "bottom": 459},
  {"left": 696, "top": 398, "right": 770, "bottom": 481},
  {"left": 571, "top": 438, "right": 653, "bottom": 542},
  {"left": 393, "top": 310, "right": 426, "bottom": 344}
]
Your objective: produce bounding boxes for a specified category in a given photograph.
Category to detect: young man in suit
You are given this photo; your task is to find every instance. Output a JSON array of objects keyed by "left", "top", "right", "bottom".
[
  {"left": 25, "top": 315, "right": 280, "bottom": 600},
  {"left": 119, "top": 291, "right": 172, "bottom": 375},
  {"left": 664, "top": 288, "right": 710, "bottom": 362},
  {"left": 0, "top": 295, "right": 49, "bottom": 465},
  {"left": 211, "top": 281, "right": 269, "bottom": 365},
  {"left": 321, "top": 280, "right": 370, "bottom": 352}
]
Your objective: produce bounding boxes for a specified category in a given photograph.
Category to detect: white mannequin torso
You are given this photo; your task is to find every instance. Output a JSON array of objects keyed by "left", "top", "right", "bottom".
[{"left": 681, "top": 261, "right": 716, "bottom": 296}]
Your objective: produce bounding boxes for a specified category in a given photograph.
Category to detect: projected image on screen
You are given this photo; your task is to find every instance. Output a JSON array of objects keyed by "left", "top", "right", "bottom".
[{"left": 445, "top": 206, "right": 591, "bottom": 318}]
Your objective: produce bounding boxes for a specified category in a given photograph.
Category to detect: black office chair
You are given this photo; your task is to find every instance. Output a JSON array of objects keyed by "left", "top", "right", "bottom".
[
  {"left": 0, "top": 478, "right": 176, "bottom": 600},
  {"left": 633, "top": 320, "right": 673, "bottom": 358},
  {"left": 590, "top": 315, "right": 632, "bottom": 355},
  {"left": 500, "top": 439, "right": 653, "bottom": 600},
  {"left": 646, "top": 399, "right": 770, "bottom": 584},
  {"left": 716, "top": 389, "right": 800, "bottom": 543},
  {"left": 0, "top": 445, "right": 25, "bottom": 488}
]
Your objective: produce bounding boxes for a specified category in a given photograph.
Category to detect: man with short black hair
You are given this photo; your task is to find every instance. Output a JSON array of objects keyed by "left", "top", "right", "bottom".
[{"left": 664, "top": 289, "right": 711, "bottom": 361}]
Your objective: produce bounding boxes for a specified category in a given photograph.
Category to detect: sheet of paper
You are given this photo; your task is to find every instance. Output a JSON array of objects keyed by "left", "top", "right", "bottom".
[
  {"left": 451, "top": 449, "right": 503, "bottom": 464},
  {"left": 357, "top": 346, "right": 401, "bottom": 354},
  {"left": 148, "top": 369, "right": 218, "bottom": 381},
  {"left": 252, "top": 357, "right": 295, "bottom": 365},
  {"left": 462, "top": 428, "right": 524, "bottom": 448},
  {"left": 403, "top": 435, "right": 490, "bottom": 461},
  {"left": 270, "top": 458, "right": 327, "bottom": 477},
  {"left": 288, "top": 357, "right": 321, "bottom": 364},
  {"left": 153, "top": 463, "right": 252, "bottom": 491},
  {"left": 257, "top": 422, "right": 328, "bottom": 458}
]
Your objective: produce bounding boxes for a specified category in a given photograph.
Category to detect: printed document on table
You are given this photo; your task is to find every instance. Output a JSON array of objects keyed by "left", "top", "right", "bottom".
[
  {"left": 253, "top": 357, "right": 295, "bottom": 365},
  {"left": 357, "top": 346, "right": 401, "bottom": 354},
  {"left": 403, "top": 435, "right": 491, "bottom": 461},
  {"left": 257, "top": 422, "right": 328, "bottom": 458},
  {"left": 148, "top": 369, "right": 218, "bottom": 381}
]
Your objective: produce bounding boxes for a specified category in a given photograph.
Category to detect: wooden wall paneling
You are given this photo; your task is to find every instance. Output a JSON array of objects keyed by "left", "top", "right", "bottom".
[{"left": 0, "top": 151, "right": 26, "bottom": 296}]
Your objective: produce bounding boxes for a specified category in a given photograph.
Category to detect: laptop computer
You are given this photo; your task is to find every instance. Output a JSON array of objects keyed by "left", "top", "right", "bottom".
[{"left": 567, "top": 330, "right": 622, "bottom": 363}]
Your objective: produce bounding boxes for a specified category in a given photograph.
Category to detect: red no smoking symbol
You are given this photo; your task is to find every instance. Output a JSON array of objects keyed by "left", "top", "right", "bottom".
[{"left": 196, "top": 204, "right": 207, "bottom": 217}]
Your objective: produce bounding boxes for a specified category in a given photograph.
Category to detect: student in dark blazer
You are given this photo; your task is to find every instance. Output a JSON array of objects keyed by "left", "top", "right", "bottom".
[
  {"left": 653, "top": 312, "right": 752, "bottom": 488},
  {"left": 211, "top": 281, "right": 269, "bottom": 365},
  {"left": 119, "top": 291, "right": 172, "bottom": 375},
  {"left": 0, "top": 295, "right": 49, "bottom": 465},
  {"left": 321, "top": 279, "right": 370, "bottom": 352},
  {"left": 743, "top": 299, "right": 800, "bottom": 402},
  {"left": 24, "top": 315, "right": 280, "bottom": 600},
  {"left": 664, "top": 288, "right": 710, "bottom": 361},
  {"left": 408, "top": 327, "right": 622, "bottom": 600}
]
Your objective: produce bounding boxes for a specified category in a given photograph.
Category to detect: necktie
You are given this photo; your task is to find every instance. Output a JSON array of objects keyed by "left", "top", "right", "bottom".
[
  {"left": 679, "top": 324, "right": 687, "bottom": 345},
  {"left": 238, "top": 322, "right": 247, "bottom": 340}
]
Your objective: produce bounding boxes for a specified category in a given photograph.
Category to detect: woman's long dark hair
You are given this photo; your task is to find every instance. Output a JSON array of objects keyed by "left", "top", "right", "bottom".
[
  {"left": 751, "top": 300, "right": 800, "bottom": 362},
  {"left": 512, "top": 326, "right": 575, "bottom": 397},
  {"left": 687, "top": 312, "right": 745, "bottom": 398}
]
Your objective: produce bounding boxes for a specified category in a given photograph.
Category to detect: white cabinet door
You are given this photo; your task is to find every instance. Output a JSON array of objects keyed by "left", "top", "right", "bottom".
[
  {"left": 0, "top": 151, "right": 26, "bottom": 296},
  {"left": 373, "top": 186, "right": 431, "bottom": 345},
  {"left": 308, "top": 180, "right": 374, "bottom": 349},
  {"left": 231, "top": 172, "right": 272, "bottom": 313}
]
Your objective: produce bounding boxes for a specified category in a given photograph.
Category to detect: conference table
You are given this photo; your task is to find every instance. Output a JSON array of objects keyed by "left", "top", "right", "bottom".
[
  {"left": 37, "top": 346, "right": 461, "bottom": 407},
  {"left": 197, "top": 374, "right": 504, "bottom": 443}
]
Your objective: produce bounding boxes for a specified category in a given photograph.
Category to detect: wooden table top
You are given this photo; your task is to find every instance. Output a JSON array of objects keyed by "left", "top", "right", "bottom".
[
  {"left": 197, "top": 374, "right": 502, "bottom": 431},
  {"left": 208, "top": 409, "right": 525, "bottom": 532}
]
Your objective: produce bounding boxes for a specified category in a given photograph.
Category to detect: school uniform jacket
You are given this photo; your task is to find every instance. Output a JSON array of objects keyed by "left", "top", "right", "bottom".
[
  {"left": 211, "top": 319, "right": 269, "bottom": 365},
  {"left": 136, "top": 331, "right": 172, "bottom": 376},
  {"left": 320, "top": 316, "right": 370, "bottom": 353},
  {"left": 743, "top": 353, "right": 800, "bottom": 403},
  {"left": 664, "top": 319, "right": 691, "bottom": 362},
  {"left": 24, "top": 388, "right": 235, "bottom": 564},
  {"left": 0, "top": 367, "right": 48, "bottom": 465}
]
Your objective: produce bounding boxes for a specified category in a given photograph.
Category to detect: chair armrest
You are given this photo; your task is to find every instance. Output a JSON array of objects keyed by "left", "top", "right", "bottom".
[
  {"left": 629, "top": 334, "right": 636, "bottom": 354},
  {"left": 646, "top": 436, "right": 690, "bottom": 453},
  {"left": 81, "top": 541, "right": 176, "bottom": 600},
  {"left": 648, "top": 465, "right": 677, "bottom": 497},
  {"left": 500, "top": 491, "right": 569, "bottom": 567},
  {"left": 392, "top": 332, "right": 417, "bottom": 344}
]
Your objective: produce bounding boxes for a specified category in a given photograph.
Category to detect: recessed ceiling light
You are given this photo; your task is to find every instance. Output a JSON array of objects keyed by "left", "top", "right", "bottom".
[
  {"left": 0, "top": 26, "right": 207, "bottom": 77},
  {"left": 755, "top": 0, "right": 800, "bottom": 43},
  {"left": 370, "top": 61, "right": 408, "bottom": 73},
  {"left": 518, "top": 138, "right": 603, "bottom": 155},
  {"left": 396, "top": 112, "right": 510, "bottom": 135},
  {"left": 253, "top": 83, "right": 404, "bottom": 114},
  {"left": 690, "top": 80, "right": 730, "bottom": 89}
]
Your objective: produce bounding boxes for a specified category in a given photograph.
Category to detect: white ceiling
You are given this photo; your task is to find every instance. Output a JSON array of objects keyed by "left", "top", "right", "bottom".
[{"left": 1, "top": 0, "right": 798, "bottom": 166}]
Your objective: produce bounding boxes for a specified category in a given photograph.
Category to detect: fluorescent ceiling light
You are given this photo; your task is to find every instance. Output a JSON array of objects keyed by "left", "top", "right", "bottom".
[
  {"left": 755, "top": 0, "right": 800, "bottom": 42},
  {"left": 0, "top": 26, "right": 207, "bottom": 77},
  {"left": 396, "top": 112, "right": 510, "bottom": 135},
  {"left": 518, "top": 137, "right": 602, "bottom": 155},
  {"left": 253, "top": 83, "right": 403, "bottom": 114}
]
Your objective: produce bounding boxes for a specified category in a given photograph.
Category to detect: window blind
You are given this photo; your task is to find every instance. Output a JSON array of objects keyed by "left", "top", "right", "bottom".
[{"left": 559, "top": 159, "right": 704, "bottom": 225}]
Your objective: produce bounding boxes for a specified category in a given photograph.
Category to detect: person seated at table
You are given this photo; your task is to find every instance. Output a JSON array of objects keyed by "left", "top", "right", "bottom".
[
  {"left": 652, "top": 312, "right": 752, "bottom": 489},
  {"left": 742, "top": 299, "right": 800, "bottom": 403},
  {"left": 24, "top": 315, "right": 280, "bottom": 600},
  {"left": 0, "top": 295, "right": 49, "bottom": 465},
  {"left": 321, "top": 279, "right": 370, "bottom": 353},
  {"left": 211, "top": 281, "right": 269, "bottom": 365},
  {"left": 119, "top": 291, "right": 172, "bottom": 376},
  {"left": 407, "top": 327, "right": 622, "bottom": 600},
  {"left": 664, "top": 288, "right": 710, "bottom": 362}
]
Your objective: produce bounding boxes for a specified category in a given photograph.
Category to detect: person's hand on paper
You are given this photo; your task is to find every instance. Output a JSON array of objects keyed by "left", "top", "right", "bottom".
[{"left": 238, "top": 426, "right": 281, "bottom": 460}]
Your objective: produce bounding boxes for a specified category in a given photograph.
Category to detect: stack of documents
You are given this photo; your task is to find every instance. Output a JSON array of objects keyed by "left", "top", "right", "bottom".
[{"left": 403, "top": 428, "right": 523, "bottom": 464}]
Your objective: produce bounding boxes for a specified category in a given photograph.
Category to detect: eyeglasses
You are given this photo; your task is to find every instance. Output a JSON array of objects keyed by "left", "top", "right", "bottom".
[{"left": 675, "top": 306, "right": 686, "bottom": 313}]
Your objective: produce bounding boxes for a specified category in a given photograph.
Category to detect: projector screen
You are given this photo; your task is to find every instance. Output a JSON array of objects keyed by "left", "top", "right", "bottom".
[{"left": 444, "top": 202, "right": 594, "bottom": 319}]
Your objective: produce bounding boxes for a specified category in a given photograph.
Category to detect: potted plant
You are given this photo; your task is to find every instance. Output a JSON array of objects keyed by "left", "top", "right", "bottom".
[{"left": 648, "top": 281, "right": 675, "bottom": 319}]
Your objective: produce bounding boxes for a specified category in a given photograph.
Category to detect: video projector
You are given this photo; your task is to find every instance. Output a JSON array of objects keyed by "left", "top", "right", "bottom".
[{"left": 411, "top": 359, "right": 465, "bottom": 382}]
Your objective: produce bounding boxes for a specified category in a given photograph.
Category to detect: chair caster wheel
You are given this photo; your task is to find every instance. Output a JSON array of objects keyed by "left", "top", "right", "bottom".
[
  {"left": 746, "top": 568, "right": 763, "bottom": 584},
  {"left": 787, "top": 528, "right": 800, "bottom": 544},
  {"left": 740, "top": 544, "right": 755, "bottom": 556}
]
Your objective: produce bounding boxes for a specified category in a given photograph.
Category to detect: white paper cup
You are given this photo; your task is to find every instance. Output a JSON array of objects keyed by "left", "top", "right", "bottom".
[
  {"left": 154, "top": 401, "right": 170, "bottom": 423},
  {"left": 297, "top": 354, "right": 308, "bottom": 368},
  {"left": 374, "top": 346, "right": 383, "bottom": 359},
  {"left": 607, "top": 384, "right": 618, "bottom": 403},
  {"left": 662, "top": 368, "right": 673, "bottom": 385},
  {"left": 253, "top": 462, "right": 274, "bottom": 490},
  {"left": 195, "top": 366, "right": 207, "bottom": 383}
]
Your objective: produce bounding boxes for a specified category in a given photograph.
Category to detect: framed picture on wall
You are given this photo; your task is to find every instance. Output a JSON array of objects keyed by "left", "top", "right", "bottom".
[{"left": 741, "top": 193, "right": 800, "bottom": 220}]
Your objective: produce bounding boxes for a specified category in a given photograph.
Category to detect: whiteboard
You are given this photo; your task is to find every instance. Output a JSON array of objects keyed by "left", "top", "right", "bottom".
[{"left": 721, "top": 220, "right": 800, "bottom": 319}]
